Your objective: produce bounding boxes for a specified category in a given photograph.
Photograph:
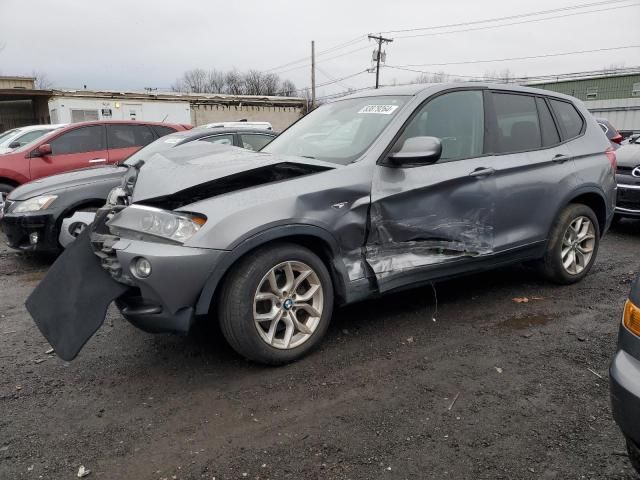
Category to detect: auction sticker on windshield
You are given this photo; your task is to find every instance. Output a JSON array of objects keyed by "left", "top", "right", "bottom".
[{"left": 358, "top": 105, "right": 399, "bottom": 115}]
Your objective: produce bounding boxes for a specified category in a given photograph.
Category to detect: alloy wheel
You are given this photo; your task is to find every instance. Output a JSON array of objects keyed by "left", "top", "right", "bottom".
[
  {"left": 253, "top": 261, "right": 324, "bottom": 349},
  {"left": 561, "top": 216, "right": 596, "bottom": 275}
]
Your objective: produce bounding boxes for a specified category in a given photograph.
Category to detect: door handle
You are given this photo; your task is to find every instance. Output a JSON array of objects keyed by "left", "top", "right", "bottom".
[
  {"left": 469, "top": 167, "right": 495, "bottom": 177},
  {"left": 552, "top": 154, "right": 568, "bottom": 164},
  {"left": 88, "top": 158, "right": 107, "bottom": 163}
]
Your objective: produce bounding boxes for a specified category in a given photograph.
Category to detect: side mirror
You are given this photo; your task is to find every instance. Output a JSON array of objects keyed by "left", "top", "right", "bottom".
[
  {"left": 387, "top": 136, "right": 442, "bottom": 166},
  {"left": 33, "top": 143, "right": 52, "bottom": 157},
  {"left": 8, "top": 141, "right": 21, "bottom": 149}
]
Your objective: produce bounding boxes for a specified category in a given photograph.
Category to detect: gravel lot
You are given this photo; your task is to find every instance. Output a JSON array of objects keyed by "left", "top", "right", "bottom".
[{"left": 1, "top": 222, "right": 640, "bottom": 480}]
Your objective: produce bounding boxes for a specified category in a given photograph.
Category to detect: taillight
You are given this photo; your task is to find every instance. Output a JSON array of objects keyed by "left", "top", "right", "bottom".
[
  {"left": 611, "top": 133, "right": 623, "bottom": 144},
  {"left": 605, "top": 147, "right": 617, "bottom": 170}
]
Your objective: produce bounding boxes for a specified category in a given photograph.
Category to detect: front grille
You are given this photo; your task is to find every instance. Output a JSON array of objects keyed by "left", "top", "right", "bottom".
[{"left": 90, "top": 205, "right": 135, "bottom": 286}]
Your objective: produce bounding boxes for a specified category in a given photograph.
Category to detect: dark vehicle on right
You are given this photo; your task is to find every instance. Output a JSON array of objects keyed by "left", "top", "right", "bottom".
[
  {"left": 613, "top": 140, "right": 640, "bottom": 222},
  {"left": 610, "top": 275, "right": 640, "bottom": 475}
]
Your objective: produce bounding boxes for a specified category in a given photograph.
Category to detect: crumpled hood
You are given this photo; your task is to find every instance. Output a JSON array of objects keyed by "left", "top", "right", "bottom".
[
  {"left": 616, "top": 144, "right": 640, "bottom": 168},
  {"left": 9, "top": 165, "right": 127, "bottom": 201},
  {"left": 131, "top": 142, "right": 339, "bottom": 204}
]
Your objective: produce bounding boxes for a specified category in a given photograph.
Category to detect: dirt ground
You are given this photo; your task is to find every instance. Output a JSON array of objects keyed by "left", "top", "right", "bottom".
[{"left": 1, "top": 222, "right": 640, "bottom": 480}]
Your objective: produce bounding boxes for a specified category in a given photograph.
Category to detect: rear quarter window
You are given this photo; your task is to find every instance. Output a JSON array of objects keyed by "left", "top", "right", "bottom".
[{"left": 549, "top": 99, "right": 584, "bottom": 140}]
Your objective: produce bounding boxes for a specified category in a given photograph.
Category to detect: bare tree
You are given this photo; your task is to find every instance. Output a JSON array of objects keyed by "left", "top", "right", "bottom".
[
  {"left": 172, "top": 68, "right": 208, "bottom": 93},
  {"left": 224, "top": 69, "right": 245, "bottom": 95},
  {"left": 483, "top": 68, "right": 515, "bottom": 83},
  {"left": 205, "top": 69, "right": 226, "bottom": 93},
  {"left": 413, "top": 70, "right": 450, "bottom": 84},
  {"left": 244, "top": 70, "right": 265, "bottom": 95},
  {"left": 279, "top": 79, "right": 297, "bottom": 97},
  {"left": 33, "top": 71, "right": 53, "bottom": 89},
  {"left": 172, "top": 68, "right": 297, "bottom": 96},
  {"left": 262, "top": 73, "right": 282, "bottom": 96}
]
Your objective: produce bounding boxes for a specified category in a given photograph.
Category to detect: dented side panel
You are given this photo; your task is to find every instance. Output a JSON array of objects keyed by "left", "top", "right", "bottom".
[{"left": 366, "top": 159, "right": 497, "bottom": 290}]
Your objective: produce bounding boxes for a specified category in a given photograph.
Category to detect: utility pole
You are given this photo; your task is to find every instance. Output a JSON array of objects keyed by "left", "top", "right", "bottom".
[
  {"left": 368, "top": 34, "right": 393, "bottom": 89},
  {"left": 311, "top": 40, "right": 316, "bottom": 110}
]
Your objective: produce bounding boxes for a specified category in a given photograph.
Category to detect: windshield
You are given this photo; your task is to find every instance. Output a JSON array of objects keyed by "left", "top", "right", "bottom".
[
  {"left": 0, "top": 129, "right": 20, "bottom": 143},
  {"left": 123, "top": 133, "right": 187, "bottom": 166},
  {"left": 262, "top": 96, "right": 409, "bottom": 164}
]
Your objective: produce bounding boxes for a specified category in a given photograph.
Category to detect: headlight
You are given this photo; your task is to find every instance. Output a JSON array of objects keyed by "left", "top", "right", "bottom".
[
  {"left": 12, "top": 195, "right": 58, "bottom": 213},
  {"left": 107, "top": 205, "right": 206, "bottom": 244}
]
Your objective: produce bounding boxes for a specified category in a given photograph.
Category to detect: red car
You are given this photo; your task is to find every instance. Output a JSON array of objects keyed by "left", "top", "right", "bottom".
[{"left": 0, "top": 121, "right": 191, "bottom": 195}]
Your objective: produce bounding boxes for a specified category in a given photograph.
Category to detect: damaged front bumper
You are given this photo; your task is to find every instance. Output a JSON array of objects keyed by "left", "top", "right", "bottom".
[
  {"left": 1, "top": 211, "right": 60, "bottom": 252},
  {"left": 90, "top": 207, "right": 224, "bottom": 335}
]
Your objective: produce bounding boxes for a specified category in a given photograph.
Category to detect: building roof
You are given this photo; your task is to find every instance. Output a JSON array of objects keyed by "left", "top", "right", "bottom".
[{"left": 51, "top": 88, "right": 305, "bottom": 106}]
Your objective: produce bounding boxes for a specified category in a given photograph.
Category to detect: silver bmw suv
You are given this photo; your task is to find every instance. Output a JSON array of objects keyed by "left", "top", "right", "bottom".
[{"left": 27, "top": 83, "right": 617, "bottom": 365}]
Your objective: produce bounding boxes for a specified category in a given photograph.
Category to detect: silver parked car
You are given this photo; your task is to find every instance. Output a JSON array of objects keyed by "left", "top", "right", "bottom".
[{"left": 27, "top": 83, "right": 617, "bottom": 364}]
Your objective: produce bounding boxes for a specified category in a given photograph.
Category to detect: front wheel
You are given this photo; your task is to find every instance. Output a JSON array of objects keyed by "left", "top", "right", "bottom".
[
  {"left": 218, "top": 243, "right": 334, "bottom": 365},
  {"left": 538, "top": 204, "right": 600, "bottom": 284}
]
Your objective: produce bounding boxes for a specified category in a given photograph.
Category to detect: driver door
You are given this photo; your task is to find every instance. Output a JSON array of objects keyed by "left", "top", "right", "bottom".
[
  {"left": 29, "top": 125, "right": 108, "bottom": 180},
  {"left": 366, "top": 89, "right": 497, "bottom": 292}
]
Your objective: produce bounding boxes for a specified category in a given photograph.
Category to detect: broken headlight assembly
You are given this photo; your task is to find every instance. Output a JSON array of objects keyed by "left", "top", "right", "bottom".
[
  {"left": 12, "top": 195, "right": 58, "bottom": 213},
  {"left": 107, "top": 205, "right": 206, "bottom": 244}
]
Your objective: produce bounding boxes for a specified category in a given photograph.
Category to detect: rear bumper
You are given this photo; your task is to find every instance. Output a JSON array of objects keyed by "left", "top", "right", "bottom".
[
  {"left": 0, "top": 212, "right": 60, "bottom": 252},
  {"left": 610, "top": 347, "right": 640, "bottom": 446}
]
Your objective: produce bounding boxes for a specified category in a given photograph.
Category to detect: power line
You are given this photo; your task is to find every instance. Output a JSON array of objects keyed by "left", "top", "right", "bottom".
[
  {"left": 273, "top": 44, "right": 372, "bottom": 75},
  {"left": 264, "top": 35, "right": 367, "bottom": 74},
  {"left": 384, "top": 64, "right": 640, "bottom": 83},
  {"left": 393, "top": 3, "right": 639, "bottom": 39},
  {"left": 316, "top": 66, "right": 355, "bottom": 90},
  {"left": 380, "top": 0, "right": 633, "bottom": 35},
  {"left": 391, "top": 45, "right": 640, "bottom": 68}
]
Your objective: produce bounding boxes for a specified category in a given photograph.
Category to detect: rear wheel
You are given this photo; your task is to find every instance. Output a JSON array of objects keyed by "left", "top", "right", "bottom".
[
  {"left": 538, "top": 204, "right": 600, "bottom": 284},
  {"left": 218, "top": 243, "right": 334, "bottom": 365}
]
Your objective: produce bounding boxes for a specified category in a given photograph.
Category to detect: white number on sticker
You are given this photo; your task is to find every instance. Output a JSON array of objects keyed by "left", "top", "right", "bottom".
[{"left": 358, "top": 105, "right": 399, "bottom": 115}]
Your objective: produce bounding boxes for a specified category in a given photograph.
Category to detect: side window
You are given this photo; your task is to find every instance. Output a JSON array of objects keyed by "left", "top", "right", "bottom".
[
  {"left": 492, "top": 93, "right": 541, "bottom": 153},
  {"left": 396, "top": 90, "right": 484, "bottom": 161},
  {"left": 14, "top": 130, "right": 49, "bottom": 147},
  {"left": 151, "top": 125, "right": 177, "bottom": 138},
  {"left": 49, "top": 126, "right": 105, "bottom": 155},
  {"left": 239, "top": 134, "right": 275, "bottom": 151},
  {"left": 549, "top": 99, "right": 584, "bottom": 140},
  {"left": 199, "top": 134, "right": 234, "bottom": 146},
  {"left": 535, "top": 97, "right": 560, "bottom": 147},
  {"left": 107, "top": 125, "right": 156, "bottom": 149}
]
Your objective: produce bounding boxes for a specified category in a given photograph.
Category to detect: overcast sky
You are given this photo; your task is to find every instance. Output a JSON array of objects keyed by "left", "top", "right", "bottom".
[{"left": 1, "top": 0, "right": 638, "bottom": 98}]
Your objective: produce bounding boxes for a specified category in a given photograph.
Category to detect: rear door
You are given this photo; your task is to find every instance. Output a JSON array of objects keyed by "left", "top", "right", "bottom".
[
  {"left": 366, "top": 89, "right": 497, "bottom": 292},
  {"left": 29, "top": 125, "right": 108, "bottom": 180},
  {"left": 488, "top": 92, "right": 575, "bottom": 251},
  {"left": 106, "top": 124, "right": 156, "bottom": 164}
]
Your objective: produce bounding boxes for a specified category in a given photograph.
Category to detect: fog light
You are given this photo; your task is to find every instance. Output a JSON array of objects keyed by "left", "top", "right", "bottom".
[
  {"left": 132, "top": 257, "right": 152, "bottom": 278},
  {"left": 29, "top": 232, "right": 39, "bottom": 245},
  {"left": 623, "top": 299, "right": 640, "bottom": 337}
]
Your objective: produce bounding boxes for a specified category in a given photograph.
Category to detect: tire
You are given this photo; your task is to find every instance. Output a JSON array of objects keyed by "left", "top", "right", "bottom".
[
  {"left": 627, "top": 438, "right": 640, "bottom": 475},
  {"left": 538, "top": 203, "right": 600, "bottom": 284},
  {"left": 0, "top": 182, "right": 14, "bottom": 196},
  {"left": 218, "top": 243, "right": 334, "bottom": 365}
]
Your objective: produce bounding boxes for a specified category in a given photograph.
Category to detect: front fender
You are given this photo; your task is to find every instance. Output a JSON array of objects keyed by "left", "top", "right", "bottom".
[{"left": 194, "top": 224, "right": 352, "bottom": 316}]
